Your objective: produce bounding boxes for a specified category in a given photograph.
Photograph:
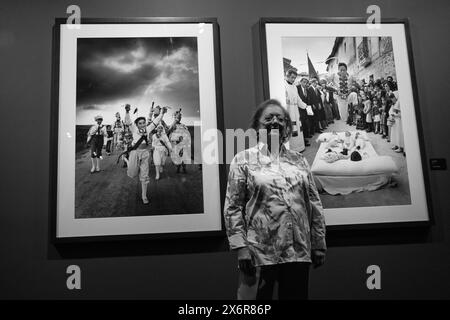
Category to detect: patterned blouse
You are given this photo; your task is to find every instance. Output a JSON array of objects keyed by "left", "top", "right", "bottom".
[{"left": 223, "top": 142, "right": 327, "bottom": 267}]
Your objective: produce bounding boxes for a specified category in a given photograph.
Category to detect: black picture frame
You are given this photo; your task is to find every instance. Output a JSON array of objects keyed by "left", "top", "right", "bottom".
[
  {"left": 258, "top": 17, "right": 433, "bottom": 231},
  {"left": 50, "top": 17, "right": 226, "bottom": 243}
]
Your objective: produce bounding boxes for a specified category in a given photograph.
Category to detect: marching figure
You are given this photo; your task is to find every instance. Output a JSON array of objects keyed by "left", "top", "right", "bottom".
[
  {"left": 86, "top": 115, "right": 107, "bottom": 173},
  {"left": 105, "top": 125, "right": 114, "bottom": 155},
  {"left": 149, "top": 105, "right": 170, "bottom": 134},
  {"left": 113, "top": 112, "right": 125, "bottom": 152},
  {"left": 152, "top": 124, "right": 172, "bottom": 180},
  {"left": 168, "top": 109, "right": 191, "bottom": 173},
  {"left": 123, "top": 105, "right": 167, "bottom": 204}
]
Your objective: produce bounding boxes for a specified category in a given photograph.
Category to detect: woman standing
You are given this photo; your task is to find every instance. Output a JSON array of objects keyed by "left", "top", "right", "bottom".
[{"left": 223, "top": 99, "right": 327, "bottom": 300}]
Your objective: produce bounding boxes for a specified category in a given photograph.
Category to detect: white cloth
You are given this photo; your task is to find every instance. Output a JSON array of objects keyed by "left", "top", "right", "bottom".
[
  {"left": 336, "top": 96, "right": 348, "bottom": 121},
  {"left": 311, "top": 137, "right": 398, "bottom": 195},
  {"left": 284, "top": 81, "right": 305, "bottom": 152},
  {"left": 348, "top": 91, "right": 358, "bottom": 106}
]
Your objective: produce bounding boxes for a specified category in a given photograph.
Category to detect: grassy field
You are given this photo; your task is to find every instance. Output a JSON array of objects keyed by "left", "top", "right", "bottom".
[{"left": 75, "top": 125, "right": 204, "bottom": 219}]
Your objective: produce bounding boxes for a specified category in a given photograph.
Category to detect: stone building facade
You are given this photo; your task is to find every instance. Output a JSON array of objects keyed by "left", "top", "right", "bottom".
[{"left": 325, "top": 36, "right": 397, "bottom": 83}]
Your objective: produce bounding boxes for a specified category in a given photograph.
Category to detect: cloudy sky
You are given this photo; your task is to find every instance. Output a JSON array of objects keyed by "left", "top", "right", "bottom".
[
  {"left": 282, "top": 37, "right": 336, "bottom": 75},
  {"left": 76, "top": 37, "right": 200, "bottom": 126}
]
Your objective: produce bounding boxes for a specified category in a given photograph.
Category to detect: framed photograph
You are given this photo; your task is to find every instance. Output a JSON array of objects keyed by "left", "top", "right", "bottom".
[
  {"left": 259, "top": 18, "right": 432, "bottom": 228},
  {"left": 51, "top": 18, "right": 225, "bottom": 241}
]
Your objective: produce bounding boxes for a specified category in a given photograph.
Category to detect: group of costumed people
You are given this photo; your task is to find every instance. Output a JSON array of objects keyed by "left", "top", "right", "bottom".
[
  {"left": 86, "top": 103, "right": 191, "bottom": 204},
  {"left": 284, "top": 62, "right": 404, "bottom": 156}
]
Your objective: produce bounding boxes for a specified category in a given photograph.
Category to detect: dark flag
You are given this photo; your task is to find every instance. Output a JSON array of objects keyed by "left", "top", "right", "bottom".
[{"left": 307, "top": 53, "right": 319, "bottom": 80}]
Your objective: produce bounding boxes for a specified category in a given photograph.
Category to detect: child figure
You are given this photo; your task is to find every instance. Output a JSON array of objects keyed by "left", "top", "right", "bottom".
[
  {"left": 105, "top": 125, "right": 114, "bottom": 155},
  {"left": 326, "top": 131, "right": 340, "bottom": 148},
  {"left": 363, "top": 98, "right": 373, "bottom": 132},
  {"left": 353, "top": 132, "right": 368, "bottom": 151},
  {"left": 152, "top": 124, "right": 172, "bottom": 180},
  {"left": 372, "top": 99, "right": 381, "bottom": 134},
  {"left": 342, "top": 131, "right": 355, "bottom": 150},
  {"left": 380, "top": 97, "right": 389, "bottom": 140},
  {"left": 123, "top": 106, "right": 167, "bottom": 204},
  {"left": 86, "top": 115, "right": 107, "bottom": 173}
]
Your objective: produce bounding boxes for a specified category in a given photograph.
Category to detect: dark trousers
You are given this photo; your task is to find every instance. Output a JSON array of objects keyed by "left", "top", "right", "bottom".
[
  {"left": 347, "top": 104, "right": 354, "bottom": 124},
  {"left": 106, "top": 139, "right": 112, "bottom": 153},
  {"left": 331, "top": 101, "right": 340, "bottom": 120},
  {"left": 299, "top": 108, "right": 310, "bottom": 139},
  {"left": 90, "top": 135, "right": 104, "bottom": 158},
  {"left": 311, "top": 107, "right": 321, "bottom": 133},
  {"left": 238, "top": 262, "right": 310, "bottom": 300}
]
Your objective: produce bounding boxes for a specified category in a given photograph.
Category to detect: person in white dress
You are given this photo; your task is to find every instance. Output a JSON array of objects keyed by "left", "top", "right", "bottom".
[
  {"left": 329, "top": 63, "right": 356, "bottom": 123},
  {"left": 388, "top": 92, "right": 405, "bottom": 154},
  {"left": 168, "top": 109, "right": 192, "bottom": 174},
  {"left": 284, "top": 69, "right": 307, "bottom": 152}
]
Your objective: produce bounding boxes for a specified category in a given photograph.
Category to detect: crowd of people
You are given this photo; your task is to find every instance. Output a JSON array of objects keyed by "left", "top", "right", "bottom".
[
  {"left": 284, "top": 62, "right": 405, "bottom": 156},
  {"left": 85, "top": 104, "right": 192, "bottom": 204}
]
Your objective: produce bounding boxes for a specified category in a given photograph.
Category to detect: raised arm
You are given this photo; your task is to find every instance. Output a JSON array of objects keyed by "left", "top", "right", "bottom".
[
  {"left": 147, "top": 107, "right": 166, "bottom": 132},
  {"left": 86, "top": 125, "right": 96, "bottom": 143},
  {"left": 124, "top": 111, "right": 132, "bottom": 127}
]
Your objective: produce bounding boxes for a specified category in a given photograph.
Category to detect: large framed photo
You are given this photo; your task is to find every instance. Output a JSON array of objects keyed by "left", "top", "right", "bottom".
[
  {"left": 259, "top": 18, "right": 431, "bottom": 228},
  {"left": 51, "top": 18, "right": 225, "bottom": 241}
]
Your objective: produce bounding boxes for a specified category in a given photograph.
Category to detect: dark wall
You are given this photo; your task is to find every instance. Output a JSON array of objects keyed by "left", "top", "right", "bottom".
[{"left": 1, "top": 0, "right": 449, "bottom": 299}]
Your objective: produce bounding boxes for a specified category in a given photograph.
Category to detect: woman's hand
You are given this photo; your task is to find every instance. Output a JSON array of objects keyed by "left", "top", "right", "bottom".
[
  {"left": 312, "top": 250, "right": 326, "bottom": 268},
  {"left": 237, "top": 247, "right": 255, "bottom": 276}
]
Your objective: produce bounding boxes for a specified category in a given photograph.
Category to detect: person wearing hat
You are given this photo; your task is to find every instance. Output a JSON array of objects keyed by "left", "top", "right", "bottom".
[
  {"left": 168, "top": 109, "right": 192, "bottom": 173},
  {"left": 113, "top": 112, "right": 125, "bottom": 152},
  {"left": 86, "top": 115, "right": 108, "bottom": 173},
  {"left": 152, "top": 124, "right": 172, "bottom": 180},
  {"left": 123, "top": 106, "right": 168, "bottom": 204},
  {"left": 149, "top": 106, "right": 170, "bottom": 134}
]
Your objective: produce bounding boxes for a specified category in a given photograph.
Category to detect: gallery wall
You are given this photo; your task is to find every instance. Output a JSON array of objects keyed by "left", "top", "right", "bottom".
[{"left": 1, "top": 0, "right": 449, "bottom": 299}]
